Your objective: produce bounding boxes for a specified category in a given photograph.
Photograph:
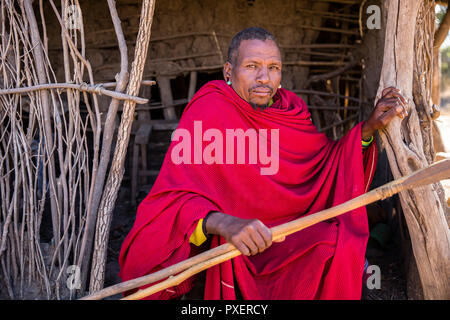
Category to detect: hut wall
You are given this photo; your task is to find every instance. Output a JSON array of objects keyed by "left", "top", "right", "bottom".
[{"left": 43, "top": 0, "right": 368, "bottom": 125}]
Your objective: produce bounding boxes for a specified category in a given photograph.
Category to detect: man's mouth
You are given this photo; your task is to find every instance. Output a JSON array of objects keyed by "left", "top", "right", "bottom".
[{"left": 250, "top": 86, "right": 273, "bottom": 97}]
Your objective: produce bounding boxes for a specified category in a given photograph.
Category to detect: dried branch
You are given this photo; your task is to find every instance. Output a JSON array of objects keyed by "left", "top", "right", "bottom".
[
  {"left": 303, "top": 59, "right": 360, "bottom": 88},
  {"left": 89, "top": 0, "right": 157, "bottom": 293},
  {"left": 0, "top": 83, "right": 148, "bottom": 104},
  {"left": 77, "top": 0, "right": 131, "bottom": 295},
  {"left": 434, "top": 1, "right": 450, "bottom": 50}
]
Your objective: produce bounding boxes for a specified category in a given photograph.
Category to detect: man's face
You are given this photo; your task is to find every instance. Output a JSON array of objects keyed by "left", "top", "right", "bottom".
[{"left": 224, "top": 39, "right": 282, "bottom": 110}]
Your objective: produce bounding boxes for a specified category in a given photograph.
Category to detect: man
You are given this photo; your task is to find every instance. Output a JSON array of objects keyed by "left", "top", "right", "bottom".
[{"left": 119, "top": 27, "right": 407, "bottom": 299}]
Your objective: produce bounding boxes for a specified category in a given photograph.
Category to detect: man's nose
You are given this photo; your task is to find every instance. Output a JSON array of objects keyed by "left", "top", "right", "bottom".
[{"left": 256, "top": 66, "right": 270, "bottom": 84}]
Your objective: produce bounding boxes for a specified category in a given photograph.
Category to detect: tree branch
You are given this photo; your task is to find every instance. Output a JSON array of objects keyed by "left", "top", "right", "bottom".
[
  {"left": 434, "top": 1, "right": 450, "bottom": 50},
  {"left": 0, "top": 83, "right": 147, "bottom": 104}
]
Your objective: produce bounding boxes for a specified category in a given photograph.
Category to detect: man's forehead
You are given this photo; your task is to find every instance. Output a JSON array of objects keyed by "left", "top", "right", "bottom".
[{"left": 237, "top": 39, "right": 281, "bottom": 62}]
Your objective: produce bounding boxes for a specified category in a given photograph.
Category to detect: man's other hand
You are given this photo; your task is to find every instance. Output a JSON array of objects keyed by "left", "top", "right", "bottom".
[
  {"left": 361, "top": 86, "right": 408, "bottom": 140},
  {"left": 205, "top": 211, "right": 276, "bottom": 256}
]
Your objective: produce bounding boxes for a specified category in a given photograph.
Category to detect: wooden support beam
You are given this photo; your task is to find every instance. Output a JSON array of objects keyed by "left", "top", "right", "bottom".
[
  {"left": 293, "top": 89, "right": 362, "bottom": 103},
  {"left": 432, "top": 1, "right": 450, "bottom": 104},
  {"left": 89, "top": 0, "right": 157, "bottom": 294},
  {"left": 297, "top": 24, "right": 360, "bottom": 35},
  {"left": 131, "top": 123, "right": 152, "bottom": 208},
  {"left": 188, "top": 71, "right": 198, "bottom": 101},
  {"left": 156, "top": 76, "right": 177, "bottom": 120},
  {"left": 376, "top": 0, "right": 450, "bottom": 299},
  {"left": 280, "top": 44, "right": 356, "bottom": 49}
]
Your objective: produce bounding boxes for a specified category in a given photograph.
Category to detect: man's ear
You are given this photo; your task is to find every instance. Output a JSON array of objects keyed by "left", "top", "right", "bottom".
[{"left": 223, "top": 61, "right": 232, "bottom": 81}]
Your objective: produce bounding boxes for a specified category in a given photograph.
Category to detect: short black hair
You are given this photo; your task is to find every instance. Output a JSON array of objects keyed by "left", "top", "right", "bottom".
[{"left": 227, "top": 27, "right": 279, "bottom": 64}]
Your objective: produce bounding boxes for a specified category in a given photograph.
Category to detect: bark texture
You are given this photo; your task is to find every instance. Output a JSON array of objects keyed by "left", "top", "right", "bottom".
[
  {"left": 88, "top": 0, "right": 157, "bottom": 293},
  {"left": 376, "top": 0, "right": 450, "bottom": 299}
]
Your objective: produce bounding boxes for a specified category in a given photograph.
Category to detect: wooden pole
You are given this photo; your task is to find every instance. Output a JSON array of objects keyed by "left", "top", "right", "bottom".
[
  {"left": 0, "top": 83, "right": 147, "bottom": 104},
  {"left": 156, "top": 76, "right": 177, "bottom": 120},
  {"left": 80, "top": 159, "right": 450, "bottom": 300},
  {"left": 376, "top": 0, "right": 450, "bottom": 299},
  {"left": 78, "top": 0, "right": 132, "bottom": 294},
  {"left": 432, "top": 1, "right": 450, "bottom": 105},
  {"left": 23, "top": 0, "right": 61, "bottom": 267},
  {"left": 88, "top": 0, "right": 157, "bottom": 294}
]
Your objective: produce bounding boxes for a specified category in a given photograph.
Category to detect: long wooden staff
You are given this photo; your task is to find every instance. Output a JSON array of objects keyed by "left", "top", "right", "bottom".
[{"left": 80, "top": 159, "right": 450, "bottom": 300}]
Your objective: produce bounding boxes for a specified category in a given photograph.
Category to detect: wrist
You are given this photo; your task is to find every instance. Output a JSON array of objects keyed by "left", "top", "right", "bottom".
[
  {"left": 204, "top": 211, "right": 224, "bottom": 236},
  {"left": 202, "top": 211, "right": 213, "bottom": 236},
  {"left": 361, "top": 122, "right": 374, "bottom": 141}
]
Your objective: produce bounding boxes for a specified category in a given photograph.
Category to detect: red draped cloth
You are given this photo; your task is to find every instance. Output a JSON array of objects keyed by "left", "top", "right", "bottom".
[{"left": 118, "top": 80, "right": 377, "bottom": 300}]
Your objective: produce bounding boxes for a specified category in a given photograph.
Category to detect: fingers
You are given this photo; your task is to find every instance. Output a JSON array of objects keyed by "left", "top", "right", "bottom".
[
  {"left": 378, "top": 101, "right": 406, "bottom": 125},
  {"left": 254, "top": 220, "right": 273, "bottom": 248},
  {"left": 231, "top": 236, "right": 251, "bottom": 256},
  {"left": 382, "top": 86, "right": 402, "bottom": 99},
  {"left": 397, "top": 98, "right": 408, "bottom": 118},
  {"left": 227, "top": 219, "right": 273, "bottom": 256},
  {"left": 244, "top": 221, "right": 272, "bottom": 255},
  {"left": 248, "top": 226, "right": 271, "bottom": 254},
  {"left": 380, "top": 87, "right": 408, "bottom": 115},
  {"left": 386, "top": 92, "right": 408, "bottom": 108},
  {"left": 381, "top": 86, "right": 398, "bottom": 97},
  {"left": 241, "top": 233, "right": 259, "bottom": 256},
  {"left": 230, "top": 233, "right": 260, "bottom": 256},
  {"left": 377, "top": 98, "right": 406, "bottom": 114},
  {"left": 376, "top": 98, "right": 400, "bottom": 111},
  {"left": 376, "top": 97, "right": 408, "bottom": 119}
]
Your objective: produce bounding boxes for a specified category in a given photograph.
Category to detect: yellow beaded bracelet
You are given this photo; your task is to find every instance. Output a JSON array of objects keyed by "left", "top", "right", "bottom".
[{"left": 362, "top": 136, "right": 374, "bottom": 147}]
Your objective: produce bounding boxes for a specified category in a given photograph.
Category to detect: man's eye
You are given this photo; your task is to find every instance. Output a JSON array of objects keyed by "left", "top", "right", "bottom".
[
  {"left": 247, "top": 64, "right": 256, "bottom": 69},
  {"left": 270, "top": 65, "right": 280, "bottom": 70}
]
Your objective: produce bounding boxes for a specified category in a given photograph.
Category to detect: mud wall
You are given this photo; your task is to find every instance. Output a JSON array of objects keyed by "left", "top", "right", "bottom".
[
  {"left": 41, "top": 0, "right": 375, "bottom": 130},
  {"left": 43, "top": 0, "right": 342, "bottom": 89}
]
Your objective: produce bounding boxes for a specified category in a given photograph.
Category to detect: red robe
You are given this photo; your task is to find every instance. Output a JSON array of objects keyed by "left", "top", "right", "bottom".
[{"left": 118, "top": 80, "right": 377, "bottom": 300}]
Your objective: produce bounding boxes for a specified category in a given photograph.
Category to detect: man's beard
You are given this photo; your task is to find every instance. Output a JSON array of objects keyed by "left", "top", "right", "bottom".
[{"left": 249, "top": 102, "right": 269, "bottom": 111}]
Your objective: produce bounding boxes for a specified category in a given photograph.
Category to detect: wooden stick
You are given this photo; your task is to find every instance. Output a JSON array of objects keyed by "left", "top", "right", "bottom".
[
  {"left": 121, "top": 250, "right": 241, "bottom": 300},
  {"left": 314, "top": 0, "right": 360, "bottom": 4},
  {"left": 77, "top": 0, "right": 133, "bottom": 294},
  {"left": 307, "top": 105, "right": 359, "bottom": 111},
  {"left": 148, "top": 51, "right": 220, "bottom": 63},
  {"left": 148, "top": 32, "right": 230, "bottom": 42},
  {"left": 294, "top": 89, "right": 362, "bottom": 103},
  {"left": 298, "top": 9, "right": 358, "bottom": 23},
  {"left": 0, "top": 83, "right": 148, "bottom": 104},
  {"left": 48, "top": 32, "right": 231, "bottom": 51},
  {"left": 80, "top": 242, "right": 237, "bottom": 300},
  {"left": 304, "top": 59, "right": 360, "bottom": 88},
  {"left": 284, "top": 60, "right": 346, "bottom": 67},
  {"left": 319, "top": 113, "right": 359, "bottom": 132},
  {"left": 88, "top": 0, "right": 156, "bottom": 293},
  {"left": 296, "top": 25, "right": 359, "bottom": 36},
  {"left": 80, "top": 159, "right": 450, "bottom": 300},
  {"left": 280, "top": 44, "right": 356, "bottom": 49},
  {"left": 434, "top": 2, "right": 450, "bottom": 50},
  {"left": 102, "top": 80, "right": 156, "bottom": 88}
]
